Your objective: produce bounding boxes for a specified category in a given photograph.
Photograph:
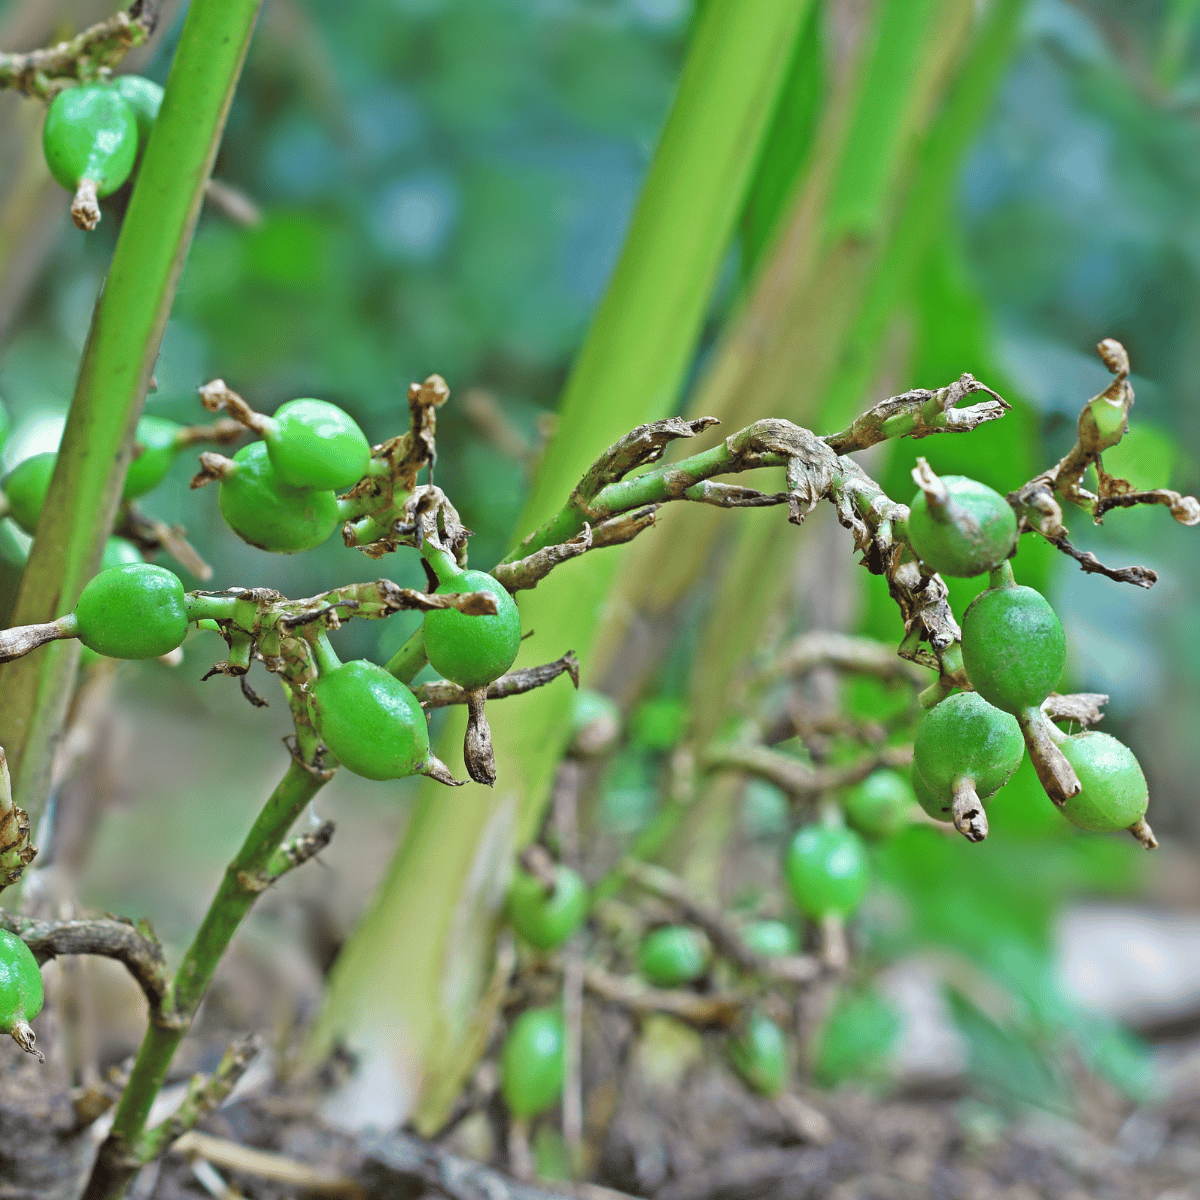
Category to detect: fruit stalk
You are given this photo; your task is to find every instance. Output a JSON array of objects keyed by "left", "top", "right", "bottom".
[
  {"left": 0, "top": 0, "right": 265, "bottom": 835},
  {"left": 83, "top": 753, "right": 328, "bottom": 1199}
]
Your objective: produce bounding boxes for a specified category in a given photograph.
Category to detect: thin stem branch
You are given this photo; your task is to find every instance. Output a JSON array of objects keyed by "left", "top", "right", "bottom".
[
  {"left": 0, "top": 1, "right": 162, "bottom": 99},
  {"left": 83, "top": 755, "right": 329, "bottom": 1199},
  {"left": 0, "top": 912, "right": 166, "bottom": 1011}
]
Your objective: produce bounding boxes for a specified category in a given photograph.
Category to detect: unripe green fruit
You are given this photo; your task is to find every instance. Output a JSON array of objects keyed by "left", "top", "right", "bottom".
[
  {"left": 568, "top": 687, "right": 621, "bottom": 756},
  {"left": 74, "top": 563, "right": 187, "bottom": 660},
  {"left": 309, "top": 659, "right": 430, "bottom": 781},
  {"left": 124, "top": 415, "right": 183, "bottom": 500},
  {"left": 637, "top": 925, "right": 711, "bottom": 988},
  {"left": 264, "top": 399, "right": 371, "bottom": 491},
  {"left": 913, "top": 691, "right": 1024, "bottom": 809},
  {"left": 784, "top": 824, "right": 869, "bottom": 918},
  {"left": 3, "top": 453, "right": 57, "bottom": 535},
  {"left": 910, "top": 762, "right": 946, "bottom": 822},
  {"left": 0, "top": 930, "right": 43, "bottom": 1042},
  {"left": 112, "top": 75, "right": 163, "bottom": 148},
  {"left": 843, "top": 769, "right": 916, "bottom": 838},
  {"left": 961, "top": 583, "right": 1065, "bottom": 714},
  {"left": 741, "top": 919, "right": 797, "bottom": 959},
  {"left": 1058, "top": 731, "right": 1148, "bottom": 832},
  {"left": 218, "top": 442, "right": 340, "bottom": 553},
  {"left": 424, "top": 569, "right": 522, "bottom": 690},
  {"left": 729, "top": 1010, "right": 788, "bottom": 1096},
  {"left": 508, "top": 864, "right": 589, "bottom": 951},
  {"left": 500, "top": 1007, "right": 565, "bottom": 1118},
  {"left": 42, "top": 84, "right": 138, "bottom": 197},
  {"left": 906, "top": 475, "right": 1018, "bottom": 577},
  {"left": 101, "top": 537, "right": 144, "bottom": 570}
]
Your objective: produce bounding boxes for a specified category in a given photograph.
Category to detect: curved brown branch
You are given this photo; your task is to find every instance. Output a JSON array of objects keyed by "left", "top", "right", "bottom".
[
  {"left": 414, "top": 653, "right": 580, "bottom": 709},
  {"left": 701, "top": 741, "right": 913, "bottom": 799},
  {"left": 0, "top": 912, "right": 168, "bottom": 1013},
  {"left": 0, "top": 1, "right": 162, "bottom": 99}
]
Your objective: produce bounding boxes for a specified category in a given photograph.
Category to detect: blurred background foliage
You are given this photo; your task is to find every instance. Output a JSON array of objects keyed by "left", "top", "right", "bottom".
[{"left": 1, "top": 0, "right": 1199, "bottom": 1113}]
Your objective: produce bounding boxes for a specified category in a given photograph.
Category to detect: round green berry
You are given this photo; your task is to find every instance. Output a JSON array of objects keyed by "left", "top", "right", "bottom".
[
  {"left": 73, "top": 563, "right": 187, "bottom": 660},
  {"left": 637, "top": 925, "right": 711, "bottom": 988},
  {"left": 264, "top": 399, "right": 371, "bottom": 492},
  {"left": 784, "top": 824, "right": 869, "bottom": 919},
  {"left": 906, "top": 475, "right": 1018, "bottom": 577},
  {"left": 0, "top": 930, "right": 43, "bottom": 1046},
  {"left": 309, "top": 659, "right": 430, "bottom": 781},
  {"left": 729, "top": 1010, "right": 788, "bottom": 1096},
  {"left": 217, "top": 441, "right": 340, "bottom": 554},
  {"left": 910, "top": 762, "right": 946, "bottom": 822},
  {"left": 961, "top": 582, "right": 1066, "bottom": 714},
  {"left": 124, "top": 415, "right": 182, "bottom": 500},
  {"left": 500, "top": 1007, "right": 565, "bottom": 1118},
  {"left": 42, "top": 84, "right": 138, "bottom": 197},
  {"left": 913, "top": 691, "right": 1024, "bottom": 810},
  {"left": 423, "top": 568, "right": 522, "bottom": 691},
  {"left": 508, "top": 864, "right": 589, "bottom": 951},
  {"left": 1058, "top": 731, "right": 1148, "bottom": 833},
  {"left": 843, "top": 769, "right": 916, "bottom": 838},
  {"left": 741, "top": 919, "right": 797, "bottom": 959},
  {"left": 3, "top": 453, "right": 57, "bottom": 535},
  {"left": 101, "top": 537, "right": 144, "bottom": 570},
  {"left": 112, "top": 75, "right": 163, "bottom": 149}
]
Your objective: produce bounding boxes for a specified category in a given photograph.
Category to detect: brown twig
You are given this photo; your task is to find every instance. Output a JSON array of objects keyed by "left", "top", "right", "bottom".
[
  {"left": 171, "top": 1132, "right": 361, "bottom": 1196},
  {"left": 136, "top": 1036, "right": 262, "bottom": 1163},
  {"left": 823, "top": 372, "right": 1009, "bottom": 454},
  {"left": 701, "top": 741, "right": 913, "bottom": 799},
  {"left": 580, "top": 963, "right": 747, "bottom": 1027},
  {"left": 413, "top": 653, "right": 580, "bottom": 708},
  {"left": 0, "top": 0, "right": 163, "bottom": 100},
  {"left": 0, "top": 911, "right": 168, "bottom": 1014},
  {"left": 361, "top": 1131, "right": 642, "bottom": 1200}
]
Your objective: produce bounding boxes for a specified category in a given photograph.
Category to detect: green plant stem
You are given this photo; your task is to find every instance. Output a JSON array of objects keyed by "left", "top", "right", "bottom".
[
  {"left": 83, "top": 756, "right": 326, "bottom": 1199},
  {"left": 0, "top": 0, "right": 264, "bottom": 834},
  {"left": 314, "top": 0, "right": 812, "bottom": 1132},
  {"left": 386, "top": 627, "right": 428, "bottom": 684}
]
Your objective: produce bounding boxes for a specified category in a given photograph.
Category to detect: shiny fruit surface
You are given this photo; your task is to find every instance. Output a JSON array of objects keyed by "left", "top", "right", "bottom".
[
  {"left": 124, "top": 415, "right": 182, "bottom": 500},
  {"left": 1058, "top": 731, "right": 1149, "bottom": 832},
  {"left": 217, "top": 442, "right": 340, "bottom": 554},
  {"left": 637, "top": 925, "right": 711, "bottom": 988},
  {"left": 265, "top": 399, "right": 371, "bottom": 491},
  {"left": 913, "top": 691, "right": 1024, "bottom": 803},
  {"left": 0, "top": 930, "right": 43, "bottom": 1036},
  {"left": 843, "top": 768, "right": 915, "bottom": 838},
  {"left": 74, "top": 563, "right": 187, "bottom": 660},
  {"left": 508, "top": 864, "right": 589, "bottom": 951},
  {"left": 424, "top": 570, "right": 522, "bottom": 690},
  {"left": 3, "top": 453, "right": 57, "bottom": 535},
  {"left": 961, "top": 583, "right": 1065, "bottom": 714},
  {"left": 906, "top": 475, "right": 1018, "bottom": 577},
  {"left": 309, "top": 660, "right": 430, "bottom": 781},
  {"left": 500, "top": 1007, "right": 565, "bottom": 1118},
  {"left": 784, "top": 824, "right": 869, "bottom": 918},
  {"left": 42, "top": 84, "right": 138, "bottom": 196},
  {"left": 729, "top": 1010, "right": 788, "bottom": 1096}
]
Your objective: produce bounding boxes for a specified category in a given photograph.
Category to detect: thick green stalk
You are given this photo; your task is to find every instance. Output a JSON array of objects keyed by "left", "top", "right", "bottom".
[
  {"left": 0, "top": 0, "right": 264, "bottom": 829},
  {"left": 83, "top": 757, "right": 326, "bottom": 1199},
  {"left": 313, "top": 0, "right": 813, "bottom": 1130}
]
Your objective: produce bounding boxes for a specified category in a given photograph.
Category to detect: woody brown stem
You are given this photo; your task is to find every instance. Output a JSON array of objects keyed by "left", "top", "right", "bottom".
[
  {"left": 1017, "top": 707, "right": 1080, "bottom": 807},
  {"left": 951, "top": 777, "right": 988, "bottom": 843}
]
